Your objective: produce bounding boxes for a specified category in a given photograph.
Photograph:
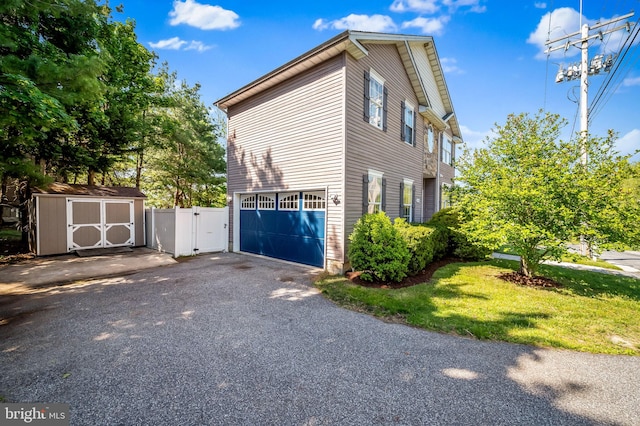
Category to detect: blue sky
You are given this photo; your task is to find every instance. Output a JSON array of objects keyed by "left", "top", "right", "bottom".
[{"left": 115, "top": 0, "right": 639, "bottom": 159}]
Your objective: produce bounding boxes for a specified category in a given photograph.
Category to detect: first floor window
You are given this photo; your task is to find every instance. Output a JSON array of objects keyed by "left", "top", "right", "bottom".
[
  {"left": 442, "top": 134, "right": 453, "bottom": 166},
  {"left": 368, "top": 171, "right": 383, "bottom": 214},
  {"left": 441, "top": 183, "right": 452, "bottom": 209},
  {"left": 402, "top": 180, "right": 413, "bottom": 221}
]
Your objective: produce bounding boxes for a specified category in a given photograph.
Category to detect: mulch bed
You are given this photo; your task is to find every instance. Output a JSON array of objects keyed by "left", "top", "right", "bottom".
[
  {"left": 345, "top": 258, "right": 563, "bottom": 289},
  {"left": 498, "top": 272, "right": 562, "bottom": 288},
  {"left": 345, "top": 257, "right": 463, "bottom": 289}
]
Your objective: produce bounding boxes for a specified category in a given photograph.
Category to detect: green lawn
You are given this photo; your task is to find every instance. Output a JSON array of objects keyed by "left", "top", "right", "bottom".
[
  {"left": 0, "top": 228, "right": 21, "bottom": 239},
  {"left": 316, "top": 259, "right": 640, "bottom": 355}
]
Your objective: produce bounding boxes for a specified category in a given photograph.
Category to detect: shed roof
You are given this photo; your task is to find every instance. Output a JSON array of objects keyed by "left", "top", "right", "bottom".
[
  {"left": 32, "top": 183, "right": 146, "bottom": 198},
  {"left": 215, "top": 30, "right": 463, "bottom": 142}
]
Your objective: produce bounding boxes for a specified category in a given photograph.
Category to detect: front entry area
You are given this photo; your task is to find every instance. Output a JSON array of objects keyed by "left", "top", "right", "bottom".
[{"left": 239, "top": 191, "right": 325, "bottom": 267}]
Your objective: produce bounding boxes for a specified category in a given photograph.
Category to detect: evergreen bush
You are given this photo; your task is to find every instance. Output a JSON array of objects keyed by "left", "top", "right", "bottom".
[{"left": 348, "top": 212, "right": 410, "bottom": 282}]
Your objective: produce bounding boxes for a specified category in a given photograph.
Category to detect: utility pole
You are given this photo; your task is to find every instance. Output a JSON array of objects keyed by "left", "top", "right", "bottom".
[{"left": 545, "top": 11, "right": 634, "bottom": 256}]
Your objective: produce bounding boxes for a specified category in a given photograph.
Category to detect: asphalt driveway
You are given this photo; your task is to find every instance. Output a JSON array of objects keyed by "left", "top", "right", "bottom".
[{"left": 1, "top": 253, "right": 638, "bottom": 425}]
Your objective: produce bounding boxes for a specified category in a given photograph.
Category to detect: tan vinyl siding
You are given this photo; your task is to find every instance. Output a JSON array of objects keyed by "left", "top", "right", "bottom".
[
  {"left": 37, "top": 196, "right": 67, "bottom": 256},
  {"left": 344, "top": 43, "right": 425, "bottom": 245},
  {"left": 411, "top": 44, "right": 446, "bottom": 116},
  {"left": 134, "top": 199, "right": 144, "bottom": 246},
  {"left": 227, "top": 54, "right": 346, "bottom": 262}
]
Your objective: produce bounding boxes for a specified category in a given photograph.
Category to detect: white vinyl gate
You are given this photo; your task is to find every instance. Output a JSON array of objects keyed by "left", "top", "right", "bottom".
[
  {"left": 146, "top": 206, "right": 228, "bottom": 257},
  {"left": 67, "top": 198, "right": 134, "bottom": 252}
]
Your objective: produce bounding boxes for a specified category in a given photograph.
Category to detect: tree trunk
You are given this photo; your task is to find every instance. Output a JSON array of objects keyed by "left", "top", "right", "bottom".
[
  {"left": 135, "top": 151, "right": 143, "bottom": 189},
  {"left": 88, "top": 169, "right": 96, "bottom": 186},
  {"left": 519, "top": 257, "right": 534, "bottom": 277}
]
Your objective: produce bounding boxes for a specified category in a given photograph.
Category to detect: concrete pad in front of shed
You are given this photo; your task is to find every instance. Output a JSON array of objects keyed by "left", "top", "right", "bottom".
[{"left": 0, "top": 247, "right": 176, "bottom": 295}]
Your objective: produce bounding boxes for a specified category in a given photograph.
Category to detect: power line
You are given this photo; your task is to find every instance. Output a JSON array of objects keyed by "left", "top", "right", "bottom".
[{"left": 589, "top": 16, "right": 640, "bottom": 124}]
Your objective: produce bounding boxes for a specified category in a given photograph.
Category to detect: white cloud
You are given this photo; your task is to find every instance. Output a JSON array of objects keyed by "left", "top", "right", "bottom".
[
  {"left": 527, "top": 7, "right": 585, "bottom": 60},
  {"left": 616, "top": 129, "right": 640, "bottom": 159},
  {"left": 185, "top": 40, "right": 214, "bottom": 52},
  {"left": 149, "top": 37, "right": 213, "bottom": 52},
  {"left": 401, "top": 15, "right": 450, "bottom": 35},
  {"left": 390, "top": 0, "right": 439, "bottom": 14},
  {"left": 459, "top": 124, "right": 494, "bottom": 152},
  {"left": 169, "top": 0, "right": 240, "bottom": 30},
  {"left": 312, "top": 14, "right": 397, "bottom": 32},
  {"left": 442, "top": 0, "right": 486, "bottom": 13},
  {"left": 440, "top": 57, "right": 463, "bottom": 74},
  {"left": 149, "top": 37, "right": 187, "bottom": 50},
  {"left": 534, "top": 2, "right": 547, "bottom": 9},
  {"left": 623, "top": 76, "right": 640, "bottom": 87}
]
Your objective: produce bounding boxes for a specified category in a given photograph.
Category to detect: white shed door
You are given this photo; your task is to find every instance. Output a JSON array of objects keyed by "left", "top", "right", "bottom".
[{"left": 67, "top": 199, "right": 134, "bottom": 252}]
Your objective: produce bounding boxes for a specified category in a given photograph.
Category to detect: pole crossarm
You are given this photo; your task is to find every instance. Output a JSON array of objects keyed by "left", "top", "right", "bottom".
[{"left": 544, "top": 11, "right": 635, "bottom": 54}]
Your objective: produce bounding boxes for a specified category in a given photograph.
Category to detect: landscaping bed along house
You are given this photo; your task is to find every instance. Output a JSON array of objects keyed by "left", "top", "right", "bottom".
[{"left": 315, "top": 210, "right": 640, "bottom": 355}]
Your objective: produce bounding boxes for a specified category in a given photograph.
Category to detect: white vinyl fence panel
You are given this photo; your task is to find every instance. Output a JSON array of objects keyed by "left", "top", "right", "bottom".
[{"left": 146, "top": 207, "right": 228, "bottom": 257}]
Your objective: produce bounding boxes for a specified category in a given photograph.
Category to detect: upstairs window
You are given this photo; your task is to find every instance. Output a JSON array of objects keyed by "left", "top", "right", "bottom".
[
  {"left": 401, "top": 101, "right": 416, "bottom": 145},
  {"left": 363, "top": 70, "right": 387, "bottom": 131}
]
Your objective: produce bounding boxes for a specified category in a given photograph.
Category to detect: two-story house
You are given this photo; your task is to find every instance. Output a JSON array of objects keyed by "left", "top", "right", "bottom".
[{"left": 215, "top": 30, "right": 462, "bottom": 273}]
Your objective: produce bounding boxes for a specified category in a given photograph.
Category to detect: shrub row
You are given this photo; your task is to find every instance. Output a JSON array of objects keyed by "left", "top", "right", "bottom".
[{"left": 347, "top": 209, "right": 490, "bottom": 283}]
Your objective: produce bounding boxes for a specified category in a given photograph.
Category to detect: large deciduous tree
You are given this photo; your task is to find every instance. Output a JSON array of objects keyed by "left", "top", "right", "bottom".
[
  {"left": 142, "top": 70, "right": 226, "bottom": 208},
  {"left": 454, "top": 111, "right": 640, "bottom": 277}
]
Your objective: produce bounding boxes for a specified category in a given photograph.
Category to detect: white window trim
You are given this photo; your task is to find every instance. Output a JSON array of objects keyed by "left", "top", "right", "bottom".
[
  {"left": 442, "top": 134, "right": 452, "bottom": 166},
  {"left": 303, "top": 191, "right": 326, "bottom": 211},
  {"left": 257, "top": 193, "right": 276, "bottom": 211},
  {"left": 368, "top": 69, "right": 385, "bottom": 130},
  {"left": 404, "top": 101, "right": 415, "bottom": 146},
  {"left": 240, "top": 194, "right": 256, "bottom": 210},
  {"left": 278, "top": 192, "right": 299, "bottom": 211},
  {"left": 403, "top": 179, "right": 413, "bottom": 221},
  {"left": 368, "top": 169, "right": 383, "bottom": 214},
  {"left": 424, "top": 125, "right": 434, "bottom": 153}
]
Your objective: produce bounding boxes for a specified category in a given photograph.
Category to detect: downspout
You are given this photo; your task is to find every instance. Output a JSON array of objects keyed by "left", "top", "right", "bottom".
[{"left": 435, "top": 132, "right": 441, "bottom": 213}]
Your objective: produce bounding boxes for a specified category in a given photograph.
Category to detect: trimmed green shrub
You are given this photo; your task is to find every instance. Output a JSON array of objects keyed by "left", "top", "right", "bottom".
[
  {"left": 394, "top": 219, "right": 448, "bottom": 275},
  {"left": 427, "top": 207, "right": 491, "bottom": 260},
  {"left": 348, "top": 212, "right": 410, "bottom": 282}
]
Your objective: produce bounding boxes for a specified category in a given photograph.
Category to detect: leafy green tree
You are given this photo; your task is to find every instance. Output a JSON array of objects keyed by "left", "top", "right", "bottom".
[
  {"left": 142, "top": 72, "right": 226, "bottom": 207},
  {"left": 0, "top": 0, "right": 107, "bottom": 187},
  {"left": 454, "top": 111, "right": 640, "bottom": 277}
]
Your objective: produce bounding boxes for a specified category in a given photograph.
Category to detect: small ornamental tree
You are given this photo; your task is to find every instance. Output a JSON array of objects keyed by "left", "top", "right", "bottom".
[
  {"left": 454, "top": 110, "right": 640, "bottom": 277},
  {"left": 348, "top": 212, "right": 410, "bottom": 282}
]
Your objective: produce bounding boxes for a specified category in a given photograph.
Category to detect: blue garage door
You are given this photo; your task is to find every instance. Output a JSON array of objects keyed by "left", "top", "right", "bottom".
[{"left": 239, "top": 191, "right": 325, "bottom": 267}]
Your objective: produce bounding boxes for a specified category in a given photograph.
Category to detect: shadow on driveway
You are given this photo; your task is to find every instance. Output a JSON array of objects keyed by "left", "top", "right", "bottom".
[{"left": 1, "top": 253, "right": 638, "bottom": 425}]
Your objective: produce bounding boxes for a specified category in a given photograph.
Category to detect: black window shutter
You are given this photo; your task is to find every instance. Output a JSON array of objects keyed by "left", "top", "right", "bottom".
[
  {"left": 399, "top": 181, "right": 404, "bottom": 218},
  {"left": 412, "top": 110, "right": 417, "bottom": 146},
  {"left": 411, "top": 184, "right": 416, "bottom": 222},
  {"left": 363, "top": 71, "right": 370, "bottom": 123},
  {"left": 381, "top": 178, "right": 387, "bottom": 212},
  {"left": 382, "top": 87, "right": 388, "bottom": 132},
  {"left": 362, "top": 174, "right": 369, "bottom": 215},
  {"left": 400, "top": 101, "right": 406, "bottom": 141}
]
